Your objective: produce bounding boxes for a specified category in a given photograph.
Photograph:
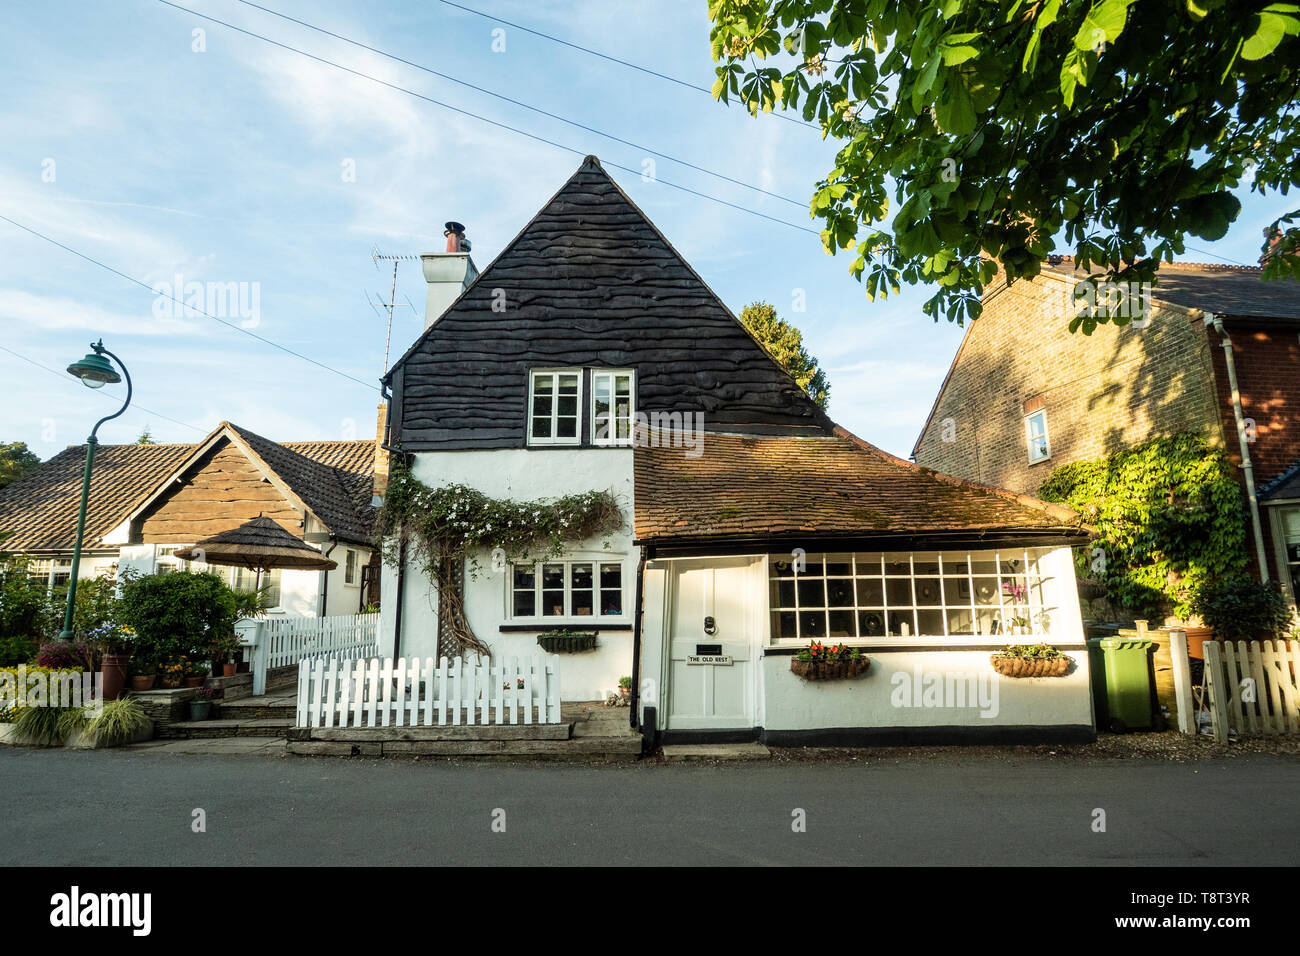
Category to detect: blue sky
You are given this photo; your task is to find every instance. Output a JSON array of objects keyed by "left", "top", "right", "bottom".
[{"left": 0, "top": 0, "right": 1288, "bottom": 461}]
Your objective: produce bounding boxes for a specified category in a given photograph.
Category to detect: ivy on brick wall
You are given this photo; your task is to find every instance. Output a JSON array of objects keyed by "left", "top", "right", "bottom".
[{"left": 1037, "top": 434, "right": 1249, "bottom": 619}]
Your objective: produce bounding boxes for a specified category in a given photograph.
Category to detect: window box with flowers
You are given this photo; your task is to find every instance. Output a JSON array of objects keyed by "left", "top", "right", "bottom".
[
  {"left": 536, "top": 629, "right": 598, "bottom": 654},
  {"left": 990, "top": 644, "right": 1072, "bottom": 678},
  {"left": 790, "top": 642, "right": 870, "bottom": 680}
]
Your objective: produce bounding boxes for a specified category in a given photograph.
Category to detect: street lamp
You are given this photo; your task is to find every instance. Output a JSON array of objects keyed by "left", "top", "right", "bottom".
[{"left": 60, "top": 339, "right": 132, "bottom": 639}]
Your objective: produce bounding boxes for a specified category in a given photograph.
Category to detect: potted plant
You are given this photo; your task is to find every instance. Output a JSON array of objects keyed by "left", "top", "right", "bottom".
[
  {"left": 159, "top": 657, "right": 186, "bottom": 689},
  {"left": 183, "top": 660, "right": 208, "bottom": 688},
  {"left": 210, "top": 633, "right": 241, "bottom": 677},
  {"left": 618, "top": 675, "right": 633, "bottom": 700},
  {"left": 790, "top": 642, "right": 870, "bottom": 680},
  {"left": 536, "top": 629, "right": 598, "bottom": 653},
  {"left": 188, "top": 686, "right": 218, "bottom": 721},
  {"left": 990, "top": 644, "right": 1072, "bottom": 678},
  {"left": 129, "top": 657, "right": 157, "bottom": 692},
  {"left": 89, "top": 622, "right": 136, "bottom": 702}
]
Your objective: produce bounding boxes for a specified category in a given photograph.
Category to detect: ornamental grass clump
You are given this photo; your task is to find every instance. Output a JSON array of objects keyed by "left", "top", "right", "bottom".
[{"left": 85, "top": 697, "right": 149, "bottom": 747}]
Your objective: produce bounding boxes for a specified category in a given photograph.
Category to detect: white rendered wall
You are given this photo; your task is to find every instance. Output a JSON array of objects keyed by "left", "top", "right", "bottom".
[{"left": 379, "top": 447, "right": 636, "bottom": 701}]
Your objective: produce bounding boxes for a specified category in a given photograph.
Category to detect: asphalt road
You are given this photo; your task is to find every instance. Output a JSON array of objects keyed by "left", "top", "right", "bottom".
[{"left": 2, "top": 749, "right": 1297, "bottom": 866}]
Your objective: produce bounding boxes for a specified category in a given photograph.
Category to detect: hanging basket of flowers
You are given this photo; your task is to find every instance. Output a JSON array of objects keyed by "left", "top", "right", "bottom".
[
  {"left": 536, "top": 630, "right": 598, "bottom": 654},
  {"left": 790, "top": 642, "right": 870, "bottom": 680},
  {"left": 990, "top": 644, "right": 1072, "bottom": 678}
]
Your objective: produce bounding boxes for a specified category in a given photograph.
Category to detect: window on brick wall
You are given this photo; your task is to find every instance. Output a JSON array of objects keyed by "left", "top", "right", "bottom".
[{"left": 1025, "top": 409, "right": 1051, "bottom": 464}]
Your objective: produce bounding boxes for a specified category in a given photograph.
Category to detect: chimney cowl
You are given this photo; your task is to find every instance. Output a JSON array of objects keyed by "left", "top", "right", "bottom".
[{"left": 444, "top": 221, "right": 470, "bottom": 253}]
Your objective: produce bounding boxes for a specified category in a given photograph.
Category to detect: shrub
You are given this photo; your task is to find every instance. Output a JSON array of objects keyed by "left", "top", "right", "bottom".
[
  {"left": 0, "top": 555, "right": 59, "bottom": 647},
  {"left": 0, "top": 634, "right": 35, "bottom": 666},
  {"left": 70, "top": 574, "right": 119, "bottom": 636},
  {"left": 36, "top": 640, "right": 100, "bottom": 671},
  {"left": 116, "top": 571, "right": 238, "bottom": 663},
  {"left": 1038, "top": 434, "right": 1250, "bottom": 618},
  {"left": 1191, "top": 577, "right": 1293, "bottom": 643}
]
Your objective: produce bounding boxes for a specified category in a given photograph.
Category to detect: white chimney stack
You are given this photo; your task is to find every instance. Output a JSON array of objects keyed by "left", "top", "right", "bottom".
[{"left": 421, "top": 221, "right": 478, "bottom": 328}]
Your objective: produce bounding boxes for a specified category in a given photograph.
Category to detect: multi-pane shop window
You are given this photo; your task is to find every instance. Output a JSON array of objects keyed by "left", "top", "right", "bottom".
[
  {"left": 511, "top": 560, "right": 624, "bottom": 618},
  {"left": 769, "top": 551, "right": 1056, "bottom": 643},
  {"left": 27, "top": 558, "right": 73, "bottom": 594}
]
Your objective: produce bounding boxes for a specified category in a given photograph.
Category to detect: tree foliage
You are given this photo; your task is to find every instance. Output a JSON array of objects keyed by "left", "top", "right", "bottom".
[
  {"left": 115, "top": 571, "right": 238, "bottom": 666},
  {"left": 738, "top": 301, "right": 831, "bottom": 409},
  {"left": 0, "top": 442, "right": 40, "bottom": 490},
  {"left": 708, "top": 0, "right": 1300, "bottom": 326},
  {"left": 1037, "top": 433, "right": 1249, "bottom": 618}
]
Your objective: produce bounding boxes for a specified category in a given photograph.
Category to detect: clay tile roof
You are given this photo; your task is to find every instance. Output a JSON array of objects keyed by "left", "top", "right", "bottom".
[
  {"left": 0, "top": 443, "right": 193, "bottom": 552},
  {"left": 228, "top": 425, "right": 376, "bottom": 545},
  {"left": 1042, "top": 257, "right": 1300, "bottom": 320},
  {"left": 633, "top": 427, "right": 1089, "bottom": 546},
  {"left": 0, "top": 431, "right": 377, "bottom": 553}
]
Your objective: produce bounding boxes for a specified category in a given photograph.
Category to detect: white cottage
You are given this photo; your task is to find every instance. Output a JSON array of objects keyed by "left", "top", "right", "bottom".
[{"left": 378, "top": 156, "right": 1096, "bottom": 744}]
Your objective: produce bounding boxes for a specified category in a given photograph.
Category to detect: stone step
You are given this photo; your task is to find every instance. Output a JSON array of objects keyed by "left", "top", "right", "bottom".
[
  {"left": 156, "top": 718, "right": 294, "bottom": 740},
  {"left": 287, "top": 734, "right": 642, "bottom": 759},
  {"left": 217, "top": 698, "right": 296, "bottom": 721},
  {"left": 660, "top": 743, "right": 771, "bottom": 761}
]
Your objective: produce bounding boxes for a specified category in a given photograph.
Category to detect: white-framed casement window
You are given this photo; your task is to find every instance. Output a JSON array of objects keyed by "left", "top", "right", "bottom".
[
  {"left": 528, "top": 370, "right": 582, "bottom": 445},
  {"left": 27, "top": 557, "right": 73, "bottom": 594},
  {"left": 1025, "top": 409, "right": 1051, "bottom": 464},
  {"left": 591, "top": 370, "right": 635, "bottom": 445},
  {"left": 768, "top": 550, "right": 1058, "bottom": 644},
  {"left": 510, "top": 559, "right": 624, "bottom": 619},
  {"left": 229, "top": 565, "right": 282, "bottom": 609},
  {"left": 344, "top": 549, "right": 358, "bottom": 585}
]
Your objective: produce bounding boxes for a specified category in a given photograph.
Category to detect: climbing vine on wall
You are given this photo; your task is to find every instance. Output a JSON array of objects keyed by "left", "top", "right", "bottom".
[
  {"left": 1037, "top": 434, "right": 1249, "bottom": 620},
  {"left": 375, "top": 467, "right": 624, "bottom": 657}
]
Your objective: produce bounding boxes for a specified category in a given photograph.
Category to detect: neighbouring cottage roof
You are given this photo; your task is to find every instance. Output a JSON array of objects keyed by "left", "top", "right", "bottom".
[
  {"left": 1260, "top": 457, "right": 1300, "bottom": 501},
  {"left": 633, "top": 427, "right": 1089, "bottom": 547},
  {"left": 1042, "top": 258, "right": 1300, "bottom": 321},
  {"left": 0, "top": 426, "right": 376, "bottom": 552}
]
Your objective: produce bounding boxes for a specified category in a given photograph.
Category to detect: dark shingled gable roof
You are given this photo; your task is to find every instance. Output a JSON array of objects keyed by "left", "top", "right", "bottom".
[
  {"left": 0, "top": 427, "right": 376, "bottom": 552},
  {"left": 384, "top": 156, "right": 833, "bottom": 449},
  {"left": 1043, "top": 258, "right": 1300, "bottom": 320},
  {"left": 634, "top": 427, "right": 1089, "bottom": 546}
]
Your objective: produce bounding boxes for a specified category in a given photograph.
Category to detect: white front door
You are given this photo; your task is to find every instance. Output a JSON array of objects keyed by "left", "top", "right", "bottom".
[{"left": 665, "top": 559, "right": 756, "bottom": 730}]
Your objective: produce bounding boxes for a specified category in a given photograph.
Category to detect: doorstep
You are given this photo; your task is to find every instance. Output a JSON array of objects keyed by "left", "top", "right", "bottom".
[{"left": 660, "top": 743, "right": 772, "bottom": 762}]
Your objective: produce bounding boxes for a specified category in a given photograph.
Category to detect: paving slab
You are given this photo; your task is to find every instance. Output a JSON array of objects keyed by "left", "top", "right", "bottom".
[{"left": 660, "top": 743, "right": 771, "bottom": 761}]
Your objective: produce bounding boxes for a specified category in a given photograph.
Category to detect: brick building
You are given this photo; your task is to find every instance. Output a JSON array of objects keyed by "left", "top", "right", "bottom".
[{"left": 913, "top": 259, "right": 1300, "bottom": 610}]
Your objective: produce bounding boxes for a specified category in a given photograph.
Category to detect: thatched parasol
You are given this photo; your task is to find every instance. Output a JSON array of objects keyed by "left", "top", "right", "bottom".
[{"left": 174, "top": 515, "right": 338, "bottom": 575}]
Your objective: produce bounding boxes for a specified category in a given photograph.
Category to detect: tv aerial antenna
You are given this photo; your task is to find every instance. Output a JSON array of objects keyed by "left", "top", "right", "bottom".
[{"left": 367, "top": 248, "right": 420, "bottom": 384}]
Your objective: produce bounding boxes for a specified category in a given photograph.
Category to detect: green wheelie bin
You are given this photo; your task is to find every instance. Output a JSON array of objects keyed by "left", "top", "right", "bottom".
[{"left": 1096, "top": 636, "right": 1156, "bottom": 732}]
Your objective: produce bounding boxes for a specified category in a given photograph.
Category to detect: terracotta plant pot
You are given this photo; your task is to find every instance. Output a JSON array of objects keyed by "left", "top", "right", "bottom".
[
  {"left": 790, "top": 657, "right": 871, "bottom": 680},
  {"left": 990, "top": 655, "right": 1071, "bottom": 678},
  {"left": 101, "top": 654, "right": 129, "bottom": 702},
  {"left": 222, "top": 663, "right": 238, "bottom": 677},
  {"left": 129, "top": 674, "right": 157, "bottom": 691},
  {"left": 183, "top": 676, "right": 204, "bottom": 688},
  {"left": 618, "top": 685, "right": 632, "bottom": 699},
  {"left": 160, "top": 677, "right": 182, "bottom": 689}
]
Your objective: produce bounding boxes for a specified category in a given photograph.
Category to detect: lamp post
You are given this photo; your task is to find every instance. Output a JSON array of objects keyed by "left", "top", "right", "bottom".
[{"left": 60, "top": 339, "right": 131, "bottom": 639}]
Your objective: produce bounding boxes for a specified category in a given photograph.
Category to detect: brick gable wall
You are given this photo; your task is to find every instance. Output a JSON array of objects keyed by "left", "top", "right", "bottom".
[{"left": 914, "top": 273, "right": 1226, "bottom": 497}]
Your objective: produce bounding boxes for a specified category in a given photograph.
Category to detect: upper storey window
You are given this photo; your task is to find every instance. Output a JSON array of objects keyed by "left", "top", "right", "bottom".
[
  {"left": 529, "top": 370, "right": 581, "bottom": 445},
  {"left": 592, "top": 370, "right": 635, "bottom": 445}
]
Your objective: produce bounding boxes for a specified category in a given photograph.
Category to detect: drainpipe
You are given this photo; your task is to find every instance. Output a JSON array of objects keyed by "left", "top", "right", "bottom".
[
  {"left": 628, "top": 549, "right": 647, "bottom": 731},
  {"left": 1210, "top": 313, "right": 1269, "bottom": 580},
  {"left": 318, "top": 535, "right": 338, "bottom": 617}
]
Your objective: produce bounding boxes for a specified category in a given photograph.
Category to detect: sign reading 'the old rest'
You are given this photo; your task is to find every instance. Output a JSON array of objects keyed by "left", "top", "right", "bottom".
[{"left": 686, "top": 655, "right": 733, "bottom": 665}]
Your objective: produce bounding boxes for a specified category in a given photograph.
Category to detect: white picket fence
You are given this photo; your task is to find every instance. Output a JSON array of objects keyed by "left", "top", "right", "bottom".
[
  {"left": 296, "top": 654, "right": 561, "bottom": 729},
  {"left": 246, "top": 613, "right": 380, "bottom": 696},
  {"left": 1202, "top": 640, "right": 1300, "bottom": 741}
]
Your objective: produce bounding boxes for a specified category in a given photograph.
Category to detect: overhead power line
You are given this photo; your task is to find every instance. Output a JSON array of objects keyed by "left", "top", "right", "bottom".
[
  {"left": 435, "top": 0, "right": 820, "bottom": 131},
  {"left": 0, "top": 212, "right": 377, "bottom": 389},
  {"left": 154, "top": 0, "right": 820, "bottom": 237},
  {"left": 234, "top": 0, "right": 807, "bottom": 209},
  {"left": 0, "top": 343, "right": 206, "bottom": 434}
]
